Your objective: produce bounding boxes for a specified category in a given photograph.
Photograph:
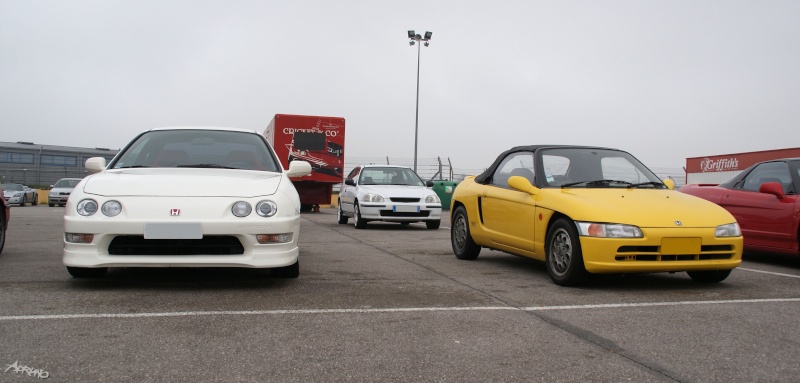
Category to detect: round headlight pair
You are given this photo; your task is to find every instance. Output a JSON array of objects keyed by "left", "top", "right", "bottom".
[
  {"left": 232, "top": 200, "right": 278, "bottom": 217},
  {"left": 77, "top": 199, "right": 122, "bottom": 217}
]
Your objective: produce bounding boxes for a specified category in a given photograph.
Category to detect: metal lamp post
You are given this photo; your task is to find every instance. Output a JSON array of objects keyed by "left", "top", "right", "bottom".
[{"left": 408, "top": 30, "right": 432, "bottom": 172}]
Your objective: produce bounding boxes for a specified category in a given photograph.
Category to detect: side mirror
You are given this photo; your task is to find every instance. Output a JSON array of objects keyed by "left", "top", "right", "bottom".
[
  {"left": 425, "top": 180, "right": 434, "bottom": 187},
  {"left": 344, "top": 178, "right": 356, "bottom": 186},
  {"left": 508, "top": 176, "right": 539, "bottom": 196},
  {"left": 85, "top": 157, "right": 107, "bottom": 174},
  {"left": 662, "top": 179, "right": 676, "bottom": 190},
  {"left": 759, "top": 182, "right": 785, "bottom": 199},
  {"left": 287, "top": 160, "right": 312, "bottom": 178}
]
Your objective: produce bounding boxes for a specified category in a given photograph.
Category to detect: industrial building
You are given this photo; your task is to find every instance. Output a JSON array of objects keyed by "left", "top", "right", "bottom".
[{"left": 0, "top": 141, "right": 119, "bottom": 187}]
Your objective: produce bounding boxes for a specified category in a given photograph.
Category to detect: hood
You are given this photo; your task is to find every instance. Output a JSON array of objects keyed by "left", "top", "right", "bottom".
[
  {"left": 541, "top": 188, "right": 736, "bottom": 228},
  {"left": 82, "top": 168, "right": 284, "bottom": 197}
]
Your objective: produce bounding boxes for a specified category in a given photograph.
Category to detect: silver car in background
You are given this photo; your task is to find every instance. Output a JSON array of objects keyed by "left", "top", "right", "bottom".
[{"left": 2, "top": 183, "right": 37, "bottom": 206}]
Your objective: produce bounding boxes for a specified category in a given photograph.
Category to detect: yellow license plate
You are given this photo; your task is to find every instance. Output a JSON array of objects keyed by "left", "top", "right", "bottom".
[{"left": 661, "top": 238, "right": 701, "bottom": 255}]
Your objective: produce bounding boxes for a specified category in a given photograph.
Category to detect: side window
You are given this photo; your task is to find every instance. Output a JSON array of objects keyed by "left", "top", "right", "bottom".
[
  {"left": 739, "top": 162, "right": 791, "bottom": 192},
  {"left": 491, "top": 152, "right": 535, "bottom": 188},
  {"left": 346, "top": 167, "right": 361, "bottom": 181}
]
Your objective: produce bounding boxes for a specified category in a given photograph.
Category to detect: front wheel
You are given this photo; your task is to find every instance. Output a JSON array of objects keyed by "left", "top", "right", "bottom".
[
  {"left": 19, "top": 195, "right": 26, "bottom": 207},
  {"left": 546, "top": 218, "right": 587, "bottom": 286},
  {"left": 687, "top": 269, "right": 732, "bottom": 283},
  {"left": 451, "top": 206, "right": 480, "bottom": 260},
  {"left": 353, "top": 203, "right": 367, "bottom": 229},
  {"left": 337, "top": 202, "right": 348, "bottom": 224},
  {"left": 66, "top": 266, "right": 107, "bottom": 278}
]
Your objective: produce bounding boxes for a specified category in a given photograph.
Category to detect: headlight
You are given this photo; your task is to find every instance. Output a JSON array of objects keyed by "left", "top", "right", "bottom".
[
  {"left": 362, "top": 193, "right": 384, "bottom": 203},
  {"left": 256, "top": 200, "right": 278, "bottom": 217},
  {"left": 715, "top": 223, "right": 741, "bottom": 237},
  {"left": 102, "top": 201, "right": 122, "bottom": 217},
  {"left": 14, "top": 192, "right": 22, "bottom": 197},
  {"left": 576, "top": 222, "right": 643, "bottom": 238},
  {"left": 231, "top": 201, "right": 252, "bottom": 217},
  {"left": 77, "top": 199, "right": 98, "bottom": 216},
  {"left": 425, "top": 194, "right": 441, "bottom": 203}
]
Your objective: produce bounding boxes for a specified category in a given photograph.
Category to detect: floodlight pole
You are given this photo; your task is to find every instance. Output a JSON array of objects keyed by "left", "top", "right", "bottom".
[{"left": 408, "top": 30, "right": 432, "bottom": 172}]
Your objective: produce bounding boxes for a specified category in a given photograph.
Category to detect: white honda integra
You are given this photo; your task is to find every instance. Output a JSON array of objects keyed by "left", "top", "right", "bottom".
[{"left": 62, "top": 127, "right": 312, "bottom": 279}]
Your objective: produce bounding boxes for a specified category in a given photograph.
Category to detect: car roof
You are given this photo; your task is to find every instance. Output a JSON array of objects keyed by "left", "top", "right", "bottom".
[
  {"left": 147, "top": 126, "right": 259, "bottom": 134},
  {"left": 474, "top": 145, "right": 625, "bottom": 184},
  {"left": 359, "top": 164, "right": 414, "bottom": 169}
]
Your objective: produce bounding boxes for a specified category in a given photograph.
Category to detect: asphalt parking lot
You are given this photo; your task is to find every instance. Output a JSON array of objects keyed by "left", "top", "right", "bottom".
[{"left": 1, "top": 206, "right": 800, "bottom": 382}]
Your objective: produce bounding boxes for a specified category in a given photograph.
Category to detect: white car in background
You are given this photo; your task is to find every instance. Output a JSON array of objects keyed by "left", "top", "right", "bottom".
[
  {"left": 62, "top": 127, "right": 312, "bottom": 279},
  {"left": 338, "top": 165, "right": 442, "bottom": 229},
  {"left": 49, "top": 178, "right": 82, "bottom": 207}
]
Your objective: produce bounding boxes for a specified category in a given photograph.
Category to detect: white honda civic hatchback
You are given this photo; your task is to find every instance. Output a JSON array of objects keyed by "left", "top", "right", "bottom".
[
  {"left": 338, "top": 165, "right": 442, "bottom": 229},
  {"left": 62, "top": 127, "right": 312, "bottom": 278}
]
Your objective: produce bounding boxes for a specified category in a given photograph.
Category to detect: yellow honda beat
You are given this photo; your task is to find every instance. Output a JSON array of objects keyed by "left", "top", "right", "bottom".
[{"left": 450, "top": 145, "right": 742, "bottom": 286}]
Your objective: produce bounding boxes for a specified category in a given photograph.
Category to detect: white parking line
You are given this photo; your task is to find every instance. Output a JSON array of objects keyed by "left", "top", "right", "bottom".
[
  {"left": 738, "top": 267, "right": 800, "bottom": 279},
  {"left": 2, "top": 298, "right": 798, "bottom": 322}
]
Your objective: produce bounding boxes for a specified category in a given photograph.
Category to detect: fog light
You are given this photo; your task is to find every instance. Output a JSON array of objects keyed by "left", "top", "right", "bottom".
[
  {"left": 65, "top": 233, "right": 94, "bottom": 243},
  {"left": 256, "top": 233, "right": 293, "bottom": 244}
]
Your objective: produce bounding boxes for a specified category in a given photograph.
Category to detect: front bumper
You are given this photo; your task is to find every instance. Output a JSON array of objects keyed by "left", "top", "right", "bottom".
[
  {"left": 5, "top": 195, "right": 23, "bottom": 204},
  {"left": 580, "top": 227, "right": 742, "bottom": 273},
  {"left": 359, "top": 202, "right": 442, "bottom": 222},
  {"left": 63, "top": 195, "right": 302, "bottom": 269}
]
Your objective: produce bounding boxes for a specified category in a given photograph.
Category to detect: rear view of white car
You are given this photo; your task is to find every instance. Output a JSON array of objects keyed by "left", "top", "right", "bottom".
[
  {"left": 338, "top": 165, "right": 442, "bottom": 229},
  {"left": 62, "top": 127, "right": 312, "bottom": 278}
]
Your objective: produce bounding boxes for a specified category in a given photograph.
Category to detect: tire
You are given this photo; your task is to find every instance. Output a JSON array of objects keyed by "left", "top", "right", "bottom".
[
  {"left": 546, "top": 218, "right": 587, "bottom": 286},
  {"left": 272, "top": 260, "right": 299, "bottom": 278},
  {"left": 66, "top": 266, "right": 107, "bottom": 278},
  {"left": 426, "top": 220, "right": 441, "bottom": 230},
  {"left": 687, "top": 269, "right": 732, "bottom": 283},
  {"left": 451, "top": 206, "right": 480, "bottom": 260},
  {"left": 0, "top": 215, "right": 6, "bottom": 255},
  {"left": 20, "top": 195, "right": 26, "bottom": 207},
  {"left": 49, "top": 202, "right": 55, "bottom": 207},
  {"left": 353, "top": 202, "right": 367, "bottom": 229},
  {"left": 337, "top": 201, "right": 348, "bottom": 224}
]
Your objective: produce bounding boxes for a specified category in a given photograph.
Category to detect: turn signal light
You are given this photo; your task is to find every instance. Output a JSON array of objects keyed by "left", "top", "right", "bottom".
[
  {"left": 65, "top": 233, "right": 94, "bottom": 243},
  {"left": 256, "top": 233, "right": 293, "bottom": 244}
]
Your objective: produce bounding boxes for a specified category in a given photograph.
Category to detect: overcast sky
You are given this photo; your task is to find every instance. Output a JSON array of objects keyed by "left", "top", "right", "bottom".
[{"left": 1, "top": 0, "right": 798, "bottom": 172}]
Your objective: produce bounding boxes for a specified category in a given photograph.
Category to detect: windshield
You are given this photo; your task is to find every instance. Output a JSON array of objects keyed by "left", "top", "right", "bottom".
[
  {"left": 359, "top": 167, "right": 425, "bottom": 186},
  {"left": 2, "top": 183, "right": 24, "bottom": 191},
  {"left": 54, "top": 179, "right": 81, "bottom": 188},
  {"left": 109, "top": 129, "right": 281, "bottom": 172},
  {"left": 541, "top": 148, "right": 665, "bottom": 189}
]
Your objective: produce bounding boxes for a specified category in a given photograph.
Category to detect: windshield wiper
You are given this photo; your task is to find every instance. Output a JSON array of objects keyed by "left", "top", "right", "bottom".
[
  {"left": 561, "top": 179, "right": 633, "bottom": 188},
  {"left": 628, "top": 181, "right": 666, "bottom": 189},
  {"left": 176, "top": 164, "right": 234, "bottom": 169}
]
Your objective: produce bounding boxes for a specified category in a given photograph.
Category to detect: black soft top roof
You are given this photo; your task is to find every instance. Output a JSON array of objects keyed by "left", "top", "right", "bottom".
[{"left": 474, "top": 145, "right": 621, "bottom": 184}]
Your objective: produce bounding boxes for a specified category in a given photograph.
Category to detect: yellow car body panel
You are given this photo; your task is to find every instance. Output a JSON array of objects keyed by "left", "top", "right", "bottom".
[{"left": 451, "top": 175, "right": 743, "bottom": 274}]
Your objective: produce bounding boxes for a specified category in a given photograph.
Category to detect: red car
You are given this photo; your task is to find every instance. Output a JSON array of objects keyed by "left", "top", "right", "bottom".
[
  {"left": 680, "top": 158, "right": 799, "bottom": 255},
  {"left": 0, "top": 183, "right": 9, "bottom": 255}
]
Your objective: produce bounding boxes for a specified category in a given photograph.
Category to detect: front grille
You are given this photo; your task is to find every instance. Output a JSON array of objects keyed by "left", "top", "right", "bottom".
[
  {"left": 108, "top": 235, "right": 244, "bottom": 256},
  {"left": 379, "top": 210, "right": 430, "bottom": 218},
  {"left": 389, "top": 197, "right": 420, "bottom": 203},
  {"left": 615, "top": 244, "right": 736, "bottom": 262}
]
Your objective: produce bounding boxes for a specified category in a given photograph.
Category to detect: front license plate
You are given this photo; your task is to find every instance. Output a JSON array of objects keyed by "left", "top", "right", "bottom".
[
  {"left": 661, "top": 238, "right": 701, "bottom": 255},
  {"left": 144, "top": 223, "right": 202, "bottom": 239},
  {"left": 393, "top": 205, "right": 420, "bottom": 213}
]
